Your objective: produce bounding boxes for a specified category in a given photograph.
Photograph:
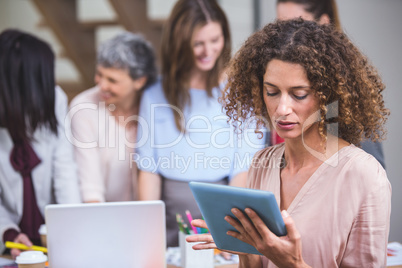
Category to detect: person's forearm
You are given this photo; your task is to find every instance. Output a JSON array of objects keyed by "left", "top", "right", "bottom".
[
  {"left": 138, "top": 171, "right": 162, "bottom": 200},
  {"left": 3, "top": 229, "right": 19, "bottom": 244}
]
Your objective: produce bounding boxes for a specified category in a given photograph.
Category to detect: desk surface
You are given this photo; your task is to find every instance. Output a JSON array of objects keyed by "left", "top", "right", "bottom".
[
  {"left": 2, "top": 255, "right": 401, "bottom": 268},
  {"left": 167, "top": 265, "right": 237, "bottom": 268}
]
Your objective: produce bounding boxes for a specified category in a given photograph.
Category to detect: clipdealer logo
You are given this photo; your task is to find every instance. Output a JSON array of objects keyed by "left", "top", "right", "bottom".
[{"left": 65, "top": 102, "right": 267, "bottom": 161}]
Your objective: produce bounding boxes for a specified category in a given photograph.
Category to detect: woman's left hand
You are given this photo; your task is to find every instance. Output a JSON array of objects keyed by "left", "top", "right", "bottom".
[
  {"left": 186, "top": 219, "right": 241, "bottom": 254},
  {"left": 226, "top": 208, "right": 310, "bottom": 268}
]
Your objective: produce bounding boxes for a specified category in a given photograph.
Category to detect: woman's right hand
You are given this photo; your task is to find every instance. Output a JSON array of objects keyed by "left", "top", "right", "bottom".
[{"left": 11, "top": 233, "right": 32, "bottom": 259}]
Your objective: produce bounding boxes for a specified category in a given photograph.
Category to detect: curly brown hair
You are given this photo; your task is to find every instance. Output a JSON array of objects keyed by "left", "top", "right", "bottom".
[{"left": 223, "top": 19, "right": 389, "bottom": 145}]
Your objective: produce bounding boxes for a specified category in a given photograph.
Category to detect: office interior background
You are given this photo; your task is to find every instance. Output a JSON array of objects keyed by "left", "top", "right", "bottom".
[{"left": 0, "top": 0, "right": 401, "bottom": 243}]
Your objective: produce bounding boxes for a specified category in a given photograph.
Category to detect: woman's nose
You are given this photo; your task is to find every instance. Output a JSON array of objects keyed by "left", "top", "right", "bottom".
[
  {"left": 202, "top": 43, "right": 213, "bottom": 57},
  {"left": 276, "top": 95, "right": 292, "bottom": 116},
  {"left": 98, "top": 78, "right": 108, "bottom": 90}
]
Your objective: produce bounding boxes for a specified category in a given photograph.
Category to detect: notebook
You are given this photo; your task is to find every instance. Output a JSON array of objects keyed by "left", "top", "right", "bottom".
[
  {"left": 45, "top": 201, "right": 166, "bottom": 268},
  {"left": 189, "top": 182, "right": 287, "bottom": 255}
]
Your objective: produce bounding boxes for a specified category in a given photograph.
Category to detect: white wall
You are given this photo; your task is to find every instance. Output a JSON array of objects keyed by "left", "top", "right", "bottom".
[
  {"left": 0, "top": 0, "right": 80, "bottom": 82},
  {"left": 337, "top": 0, "right": 402, "bottom": 243},
  {"left": 219, "top": 0, "right": 254, "bottom": 52},
  {"left": 260, "top": 0, "right": 402, "bottom": 243}
]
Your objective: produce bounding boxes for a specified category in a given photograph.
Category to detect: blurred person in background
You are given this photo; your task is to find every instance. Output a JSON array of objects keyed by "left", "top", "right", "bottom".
[
  {"left": 0, "top": 29, "right": 81, "bottom": 258},
  {"left": 69, "top": 32, "right": 157, "bottom": 203},
  {"left": 136, "top": 0, "right": 265, "bottom": 247}
]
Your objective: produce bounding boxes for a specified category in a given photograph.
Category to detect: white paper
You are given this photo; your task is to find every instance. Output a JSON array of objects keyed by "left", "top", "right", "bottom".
[
  {"left": 0, "top": 256, "right": 16, "bottom": 266},
  {"left": 387, "top": 242, "right": 402, "bottom": 266}
]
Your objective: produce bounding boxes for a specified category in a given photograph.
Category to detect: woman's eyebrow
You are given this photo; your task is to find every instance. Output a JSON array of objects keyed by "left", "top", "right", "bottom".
[
  {"left": 291, "top": 85, "right": 310, "bottom": 89},
  {"left": 263, "top": 81, "right": 310, "bottom": 89},
  {"left": 263, "top": 82, "right": 278, "bottom": 88}
]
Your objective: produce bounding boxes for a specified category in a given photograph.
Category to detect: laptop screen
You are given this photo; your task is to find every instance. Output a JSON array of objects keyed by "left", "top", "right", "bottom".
[{"left": 45, "top": 201, "right": 166, "bottom": 268}]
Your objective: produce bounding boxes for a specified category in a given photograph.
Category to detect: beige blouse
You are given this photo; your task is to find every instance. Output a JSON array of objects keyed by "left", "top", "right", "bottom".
[
  {"left": 247, "top": 143, "right": 391, "bottom": 268},
  {"left": 70, "top": 87, "right": 137, "bottom": 202}
]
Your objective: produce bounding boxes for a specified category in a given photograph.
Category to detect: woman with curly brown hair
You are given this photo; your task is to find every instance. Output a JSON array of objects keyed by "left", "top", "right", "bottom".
[
  {"left": 275, "top": 0, "right": 386, "bottom": 168},
  {"left": 188, "top": 19, "right": 391, "bottom": 267}
]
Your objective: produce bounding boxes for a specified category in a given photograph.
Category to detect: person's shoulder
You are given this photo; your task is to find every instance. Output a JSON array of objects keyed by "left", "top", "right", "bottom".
[
  {"left": 340, "top": 144, "right": 388, "bottom": 187},
  {"left": 68, "top": 87, "right": 101, "bottom": 123},
  {"left": 247, "top": 144, "right": 284, "bottom": 189},
  {"left": 342, "top": 144, "right": 383, "bottom": 169},
  {"left": 142, "top": 77, "right": 163, "bottom": 99},
  {"left": 254, "top": 143, "right": 284, "bottom": 159},
  {"left": 70, "top": 86, "right": 99, "bottom": 106},
  {"left": 251, "top": 143, "right": 285, "bottom": 168}
]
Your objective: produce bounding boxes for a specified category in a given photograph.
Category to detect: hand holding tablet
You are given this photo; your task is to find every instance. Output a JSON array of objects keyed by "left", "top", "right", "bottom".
[{"left": 189, "top": 182, "right": 287, "bottom": 255}]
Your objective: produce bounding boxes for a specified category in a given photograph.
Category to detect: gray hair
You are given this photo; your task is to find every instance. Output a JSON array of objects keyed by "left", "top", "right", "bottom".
[{"left": 97, "top": 31, "right": 157, "bottom": 89}]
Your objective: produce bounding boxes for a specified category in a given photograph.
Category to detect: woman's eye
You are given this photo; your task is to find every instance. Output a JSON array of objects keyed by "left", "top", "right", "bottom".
[
  {"left": 294, "top": 94, "right": 308, "bottom": 100},
  {"left": 266, "top": 91, "right": 278, "bottom": 97},
  {"left": 108, "top": 78, "right": 117, "bottom": 84}
]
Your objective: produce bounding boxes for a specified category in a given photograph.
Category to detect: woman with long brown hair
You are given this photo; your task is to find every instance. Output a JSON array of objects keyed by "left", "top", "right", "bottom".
[{"left": 136, "top": 0, "right": 265, "bottom": 246}]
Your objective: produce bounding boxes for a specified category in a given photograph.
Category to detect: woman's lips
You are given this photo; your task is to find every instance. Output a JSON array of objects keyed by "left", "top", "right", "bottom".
[
  {"left": 198, "top": 57, "right": 212, "bottom": 63},
  {"left": 276, "top": 120, "right": 297, "bottom": 130},
  {"left": 100, "top": 91, "right": 112, "bottom": 100}
]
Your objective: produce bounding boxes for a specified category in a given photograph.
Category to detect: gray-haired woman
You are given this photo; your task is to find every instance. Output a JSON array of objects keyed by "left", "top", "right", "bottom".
[{"left": 69, "top": 31, "right": 157, "bottom": 203}]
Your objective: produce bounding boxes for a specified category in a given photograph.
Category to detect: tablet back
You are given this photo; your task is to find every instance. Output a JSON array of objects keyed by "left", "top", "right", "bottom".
[
  {"left": 45, "top": 201, "right": 166, "bottom": 268},
  {"left": 190, "top": 182, "right": 286, "bottom": 255}
]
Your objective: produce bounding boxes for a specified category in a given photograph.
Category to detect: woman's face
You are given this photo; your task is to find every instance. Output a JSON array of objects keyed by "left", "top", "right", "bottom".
[
  {"left": 276, "top": 2, "right": 315, "bottom": 21},
  {"left": 263, "top": 59, "right": 319, "bottom": 140},
  {"left": 95, "top": 65, "right": 145, "bottom": 107},
  {"left": 191, "top": 21, "right": 225, "bottom": 73}
]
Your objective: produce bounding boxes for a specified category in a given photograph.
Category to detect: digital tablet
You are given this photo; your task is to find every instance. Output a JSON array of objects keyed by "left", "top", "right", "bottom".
[{"left": 189, "top": 182, "right": 287, "bottom": 255}]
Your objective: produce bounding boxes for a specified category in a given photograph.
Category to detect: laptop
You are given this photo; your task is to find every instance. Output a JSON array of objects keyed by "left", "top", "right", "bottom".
[{"left": 45, "top": 201, "right": 166, "bottom": 268}]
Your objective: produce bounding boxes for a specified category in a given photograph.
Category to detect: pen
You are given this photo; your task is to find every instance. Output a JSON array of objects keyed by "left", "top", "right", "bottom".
[
  {"left": 185, "top": 210, "right": 197, "bottom": 234},
  {"left": 176, "top": 213, "right": 185, "bottom": 234},
  {"left": 5, "top": 241, "right": 48, "bottom": 253},
  {"left": 182, "top": 223, "right": 191, "bottom": 235}
]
